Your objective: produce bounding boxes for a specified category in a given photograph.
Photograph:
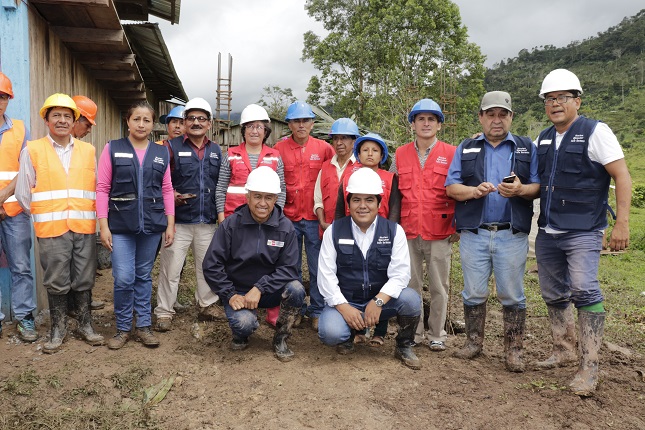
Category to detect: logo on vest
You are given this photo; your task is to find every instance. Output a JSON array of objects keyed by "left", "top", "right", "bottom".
[
  {"left": 515, "top": 147, "right": 530, "bottom": 154},
  {"left": 310, "top": 154, "right": 321, "bottom": 161},
  {"left": 267, "top": 240, "right": 284, "bottom": 247},
  {"left": 571, "top": 134, "right": 586, "bottom": 143},
  {"left": 153, "top": 156, "right": 165, "bottom": 165},
  {"left": 376, "top": 236, "right": 391, "bottom": 245},
  {"left": 436, "top": 156, "right": 448, "bottom": 165},
  {"left": 210, "top": 152, "right": 219, "bottom": 159}
]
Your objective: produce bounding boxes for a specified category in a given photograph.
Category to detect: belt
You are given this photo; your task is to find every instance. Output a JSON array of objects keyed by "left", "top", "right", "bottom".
[{"left": 479, "top": 223, "right": 511, "bottom": 231}]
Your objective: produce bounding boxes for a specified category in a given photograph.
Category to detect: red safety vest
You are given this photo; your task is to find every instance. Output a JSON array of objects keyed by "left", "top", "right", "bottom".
[
  {"left": 341, "top": 164, "right": 393, "bottom": 219},
  {"left": 395, "top": 140, "right": 456, "bottom": 240},
  {"left": 318, "top": 156, "right": 355, "bottom": 238},
  {"left": 275, "top": 135, "right": 333, "bottom": 221},
  {"left": 224, "top": 143, "right": 280, "bottom": 217},
  {"left": 0, "top": 119, "right": 26, "bottom": 216},
  {"left": 27, "top": 137, "right": 96, "bottom": 238}
]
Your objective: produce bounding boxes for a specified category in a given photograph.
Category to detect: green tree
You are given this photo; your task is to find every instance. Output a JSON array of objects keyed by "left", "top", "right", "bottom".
[
  {"left": 306, "top": 75, "right": 323, "bottom": 106},
  {"left": 303, "top": 0, "right": 485, "bottom": 144},
  {"left": 257, "top": 85, "right": 296, "bottom": 119}
]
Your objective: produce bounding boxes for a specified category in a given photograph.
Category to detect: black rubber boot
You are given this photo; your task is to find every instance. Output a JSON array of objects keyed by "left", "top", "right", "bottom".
[
  {"left": 74, "top": 290, "right": 104, "bottom": 346},
  {"left": 44, "top": 293, "right": 69, "bottom": 354},
  {"left": 394, "top": 315, "right": 421, "bottom": 370},
  {"left": 570, "top": 310, "right": 605, "bottom": 397},
  {"left": 273, "top": 301, "right": 300, "bottom": 362},
  {"left": 453, "top": 302, "right": 487, "bottom": 360},
  {"left": 503, "top": 306, "right": 526, "bottom": 373},
  {"left": 534, "top": 305, "right": 577, "bottom": 369}
]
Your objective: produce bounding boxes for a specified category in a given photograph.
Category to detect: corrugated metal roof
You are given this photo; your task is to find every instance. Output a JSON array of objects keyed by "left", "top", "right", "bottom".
[
  {"left": 123, "top": 22, "right": 188, "bottom": 102},
  {"left": 150, "top": 0, "right": 181, "bottom": 25}
]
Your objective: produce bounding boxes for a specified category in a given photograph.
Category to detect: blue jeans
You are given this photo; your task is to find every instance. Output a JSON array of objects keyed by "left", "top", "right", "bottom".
[
  {"left": 535, "top": 229, "right": 603, "bottom": 308},
  {"left": 293, "top": 219, "right": 323, "bottom": 317},
  {"left": 111, "top": 232, "right": 161, "bottom": 331},
  {"left": 0, "top": 212, "right": 35, "bottom": 321},
  {"left": 459, "top": 229, "right": 528, "bottom": 308},
  {"left": 224, "top": 280, "right": 305, "bottom": 339},
  {"left": 318, "top": 287, "right": 421, "bottom": 346}
]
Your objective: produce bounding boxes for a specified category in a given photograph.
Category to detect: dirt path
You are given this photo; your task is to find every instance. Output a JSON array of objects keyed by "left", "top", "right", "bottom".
[{"left": 1, "top": 269, "right": 644, "bottom": 430}]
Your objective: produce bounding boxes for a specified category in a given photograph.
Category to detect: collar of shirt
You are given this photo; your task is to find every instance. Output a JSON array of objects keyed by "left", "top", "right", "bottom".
[
  {"left": 476, "top": 131, "right": 517, "bottom": 148},
  {"left": 182, "top": 135, "right": 210, "bottom": 150},
  {"left": 46, "top": 133, "right": 74, "bottom": 151},
  {"left": 414, "top": 138, "right": 437, "bottom": 155},
  {"left": 0, "top": 114, "right": 12, "bottom": 134},
  {"left": 350, "top": 216, "right": 378, "bottom": 258},
  {"left": 331, "top": 154, "right": 356, "bottom": 170}
]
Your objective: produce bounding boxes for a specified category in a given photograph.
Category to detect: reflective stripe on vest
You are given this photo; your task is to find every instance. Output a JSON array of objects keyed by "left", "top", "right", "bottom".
[
  {"left": 27, "top": 137, "right": 96, "bottom": 238},
  {"left": 0, "top": 119, "right": 26, "bottom": 216}
]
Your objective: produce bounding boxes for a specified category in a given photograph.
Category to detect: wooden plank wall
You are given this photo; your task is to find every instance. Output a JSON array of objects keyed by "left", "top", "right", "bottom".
[{"left": 28, "top": 10, "right": 126, "bottom": 158}]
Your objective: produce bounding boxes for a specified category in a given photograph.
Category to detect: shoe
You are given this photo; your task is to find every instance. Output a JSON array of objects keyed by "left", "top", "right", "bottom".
[
  {"left": 197, "top": 304, "right": 227, "bottom": 322},
  {"left": 90, "top": 300, "right": 105, "bottom": 311},
  {"left": 429, "top": 341, "right": 446, "bottom": 352},
  {"left": 74, "top": 291, "right": 104, "bottom": 346},
  {"left": 454, "top": 302, "right": 486, "bottom": 360},
  {"left": 107, "top": 330, "right": 130, "bottom": 350},
  {"left": 18, "top": 314, "right": 38, "bottom": 343},
  {"left": 395, "top": 315, "right": 422, "bottom": 369},
  {"left": 155, "top": 317, "right": 172, "bottom": 332},
  {"left": 336, "top": 331, "right": 356, "bottom": 355},
  {"left": 231, "top": 337, "right": 249, "bottom": 351},
  {"left": 134, "top": 327, "right": 160, "bottom": 347},
  {"left": 173, "top": 302, "right": 190, "bottom": 314}
]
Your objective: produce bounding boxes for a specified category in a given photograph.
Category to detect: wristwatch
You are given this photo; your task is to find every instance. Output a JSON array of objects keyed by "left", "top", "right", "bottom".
[{"left": 373, "top": 297, "right": 385, "bottom": 307}]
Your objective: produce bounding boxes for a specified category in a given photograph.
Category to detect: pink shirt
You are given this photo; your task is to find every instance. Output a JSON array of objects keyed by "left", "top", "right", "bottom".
[{"left": 96, "top": 142, "right": 175, "bottom": 219}]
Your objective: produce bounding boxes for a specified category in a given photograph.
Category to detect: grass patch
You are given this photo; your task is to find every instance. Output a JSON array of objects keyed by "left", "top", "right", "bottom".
[
  {"left": 1, "top": 369, "right": 40, "bottom": 396},
  {"left": 111, "top": 365, "right": 153, "bottom": 400}
]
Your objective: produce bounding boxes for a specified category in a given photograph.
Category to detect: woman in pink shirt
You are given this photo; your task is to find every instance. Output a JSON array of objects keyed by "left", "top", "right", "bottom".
[{"left": 97, "top": 101, "right": 175, "bottom": 350}]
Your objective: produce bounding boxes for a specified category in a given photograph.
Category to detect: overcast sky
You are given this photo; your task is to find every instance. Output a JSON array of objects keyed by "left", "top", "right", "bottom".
[{"left": 153, "top": 0, "right": 643, "bottom": 114}]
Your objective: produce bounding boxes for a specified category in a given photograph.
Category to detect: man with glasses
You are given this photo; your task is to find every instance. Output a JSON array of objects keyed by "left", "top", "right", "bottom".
[
  {"left": 275, "top": 101, "right": 334, "bottom": 330},
  {"left": 0, "top": 72, "right": 36, "bottom": 341},
  {"left": 446, "top": 91, "right": 539, "bottom": 373},
  {"left": 533, "top": 69, "right": 631, "bottom": 397},
  {"left": 314, "top": 118, "right": 358, "bottom": 237},
  {"left": 154, "top": 98, "right": 224, "bottom": 331}
]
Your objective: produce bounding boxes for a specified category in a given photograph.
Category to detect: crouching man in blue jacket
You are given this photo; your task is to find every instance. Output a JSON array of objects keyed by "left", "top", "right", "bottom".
[
  {"left": 203, "top": 166, "right": 305, "bottom": 361},
  {"left": 317, "top": 168, "right": 422, "bottom": 369}
]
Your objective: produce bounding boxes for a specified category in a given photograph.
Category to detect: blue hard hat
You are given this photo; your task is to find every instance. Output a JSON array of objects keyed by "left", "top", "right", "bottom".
[
  {"left": 408, "top": 98, "right": 444, "bottom": 123},
  {"left": 329, "top": 118, "right": 360, "bottom": 138},
  {"left": 353, "top": 133, "right": 388, "bottom": 165},
  {"left": 285, "top": 101, "right": 315, "bottom": 121},
  {"left": 166, "top": 106, "right": 185, "bottom": 124}
]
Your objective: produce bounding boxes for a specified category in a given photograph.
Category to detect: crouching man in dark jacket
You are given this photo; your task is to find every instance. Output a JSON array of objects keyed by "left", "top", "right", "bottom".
[{"left": 203, "top": 166, "right": 305, "bottom": 361}]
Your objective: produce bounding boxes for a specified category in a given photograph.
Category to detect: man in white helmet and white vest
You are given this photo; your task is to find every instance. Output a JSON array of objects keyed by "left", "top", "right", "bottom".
[
  {"left": 317, "top": 167, "right": 422, "bottom": 369},
  {"left": 533, "top": 69, "right": 631, "bottom": 397},
  {"left": 202, "top": 166, "right": 305, "bottom": 362}
]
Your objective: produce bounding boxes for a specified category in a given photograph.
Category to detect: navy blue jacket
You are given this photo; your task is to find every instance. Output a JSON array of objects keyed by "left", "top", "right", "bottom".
[
  {"left": 202, "top": 204, "right": 299, "bottom": 301},
  {"left": 332, "top": 215, "right": 396, "bottom": 302},
  {"left": 537, "top": 116, "right": 610, "bottom": 231},
  {"left": 454, "top": 135, "right": 534, "bottom": 233},
  {"left": 169, "top": 136, "right": 221, "bottom": 224},
  {"left": 108, "top": 138, "right": 168, "bottom": 234}
]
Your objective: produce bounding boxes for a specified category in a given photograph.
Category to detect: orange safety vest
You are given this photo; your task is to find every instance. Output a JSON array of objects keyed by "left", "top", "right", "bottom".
[
  {"left": 224, "top": 143, "right": 280, "bottom": 217},
  {"left": 0, "top": 119, "right": 26, "bottom": 216},
  {"left": 395, "top": 140, "right": 456, "bottom": 240},
  {"left": 27, "top": 137, "right": 96, "bottom": 238},
  {"left": 275, "top": 135, "right": 334, "bottom": 221},
  {"left": 320, "top": 157, "right": 355, "bottom": 224},
  {"left": 341, "top": 164, "right": 393, "bottom": 219}
]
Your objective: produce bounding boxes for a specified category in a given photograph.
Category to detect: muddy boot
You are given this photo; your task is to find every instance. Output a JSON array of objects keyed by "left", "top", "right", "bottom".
[
  {"left": 534, "top": 305, "right": 577, "bottom": 369},
  {"left": 570, "top": 310, "right": 605, "bottom": 397},
  {"left": 336, "top": 330, "right": 356, "bottom": 355},
  {"left": 394, "top": 315, "right": 421, "bottom": 370},
  {"left": 74, "top": 290, "right": 104, "bottom": 346},
  {"left": 43, "top": 294, "right": 68, "bottom": 354},
  {"left": 453, "top": 302, "right": 486, "bottom": 360},
  {"left": 66, "top": 294, "right": 78, "bottom": 319},
  {"left": 273, "top": 302, "right": 300, "bottom": 362},
  {"left": 503, "top": 306, "right": 526, "bottom": 373}
]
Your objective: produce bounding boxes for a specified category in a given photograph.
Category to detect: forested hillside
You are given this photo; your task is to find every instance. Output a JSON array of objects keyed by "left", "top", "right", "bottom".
[{"left": 483, "top": 9, "right": 645, "bottom": 187}]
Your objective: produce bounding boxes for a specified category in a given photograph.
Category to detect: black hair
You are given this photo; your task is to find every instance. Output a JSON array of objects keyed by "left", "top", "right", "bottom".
[
  {"left": 346, "top": 192, "right": 382, "bottom": 205},
  {"left": 126, "top": 101, "right": 156, "bottom": 122}
]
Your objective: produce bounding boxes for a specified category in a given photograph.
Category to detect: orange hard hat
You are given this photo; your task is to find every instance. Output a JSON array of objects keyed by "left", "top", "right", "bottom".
[
  {"left": 72, "top": 95, "right": 97, "bottom": 125},
  {"left": 0, "top": 72, "right": 14, "bottom": 99}
]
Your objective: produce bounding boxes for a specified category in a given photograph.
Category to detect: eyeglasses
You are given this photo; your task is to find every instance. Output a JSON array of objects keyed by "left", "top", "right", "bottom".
[
  {"left": 0, "top": 94, "right": 10, "bottom": 101},
  {"left": 544, "top": 95, "right": 576, "bottom": 106},
  {"left": 246, "top": 124, "right": 266, "bottom": 131},
  {"left": 185, "top": 115, "right": 210, "bottom": 123}
]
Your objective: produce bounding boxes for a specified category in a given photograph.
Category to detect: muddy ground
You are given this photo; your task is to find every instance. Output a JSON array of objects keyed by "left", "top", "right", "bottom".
[{"left": 1, "top": 266, "right": 644, "bottom": 430}]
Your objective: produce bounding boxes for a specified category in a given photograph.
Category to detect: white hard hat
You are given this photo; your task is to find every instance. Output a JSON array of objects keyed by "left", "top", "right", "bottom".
[
  {"left": 184, "top": 97, "right": 213, "bottom": 117},
  {"left": 539, "top": 69, "right": 583, "bottom": 99},
  {"left": 245, "top": 166, "right": 281, "bottom": 194},
  {"left": 241, "top": 104, "right": 270, "bottom": 125},
  {"left": 346, "top": 167, "right": 383, "bottom": 195}
]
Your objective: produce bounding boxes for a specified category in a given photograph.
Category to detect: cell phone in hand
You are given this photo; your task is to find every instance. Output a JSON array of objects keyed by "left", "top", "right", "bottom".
[{"left": 502, "top": 175, "right": 516, "bottom": 183}]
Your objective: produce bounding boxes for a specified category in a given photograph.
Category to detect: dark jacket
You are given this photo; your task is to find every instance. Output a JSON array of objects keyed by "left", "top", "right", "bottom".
[{"left": 202, "top": 204, "right": 299, "bottom": 301}]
